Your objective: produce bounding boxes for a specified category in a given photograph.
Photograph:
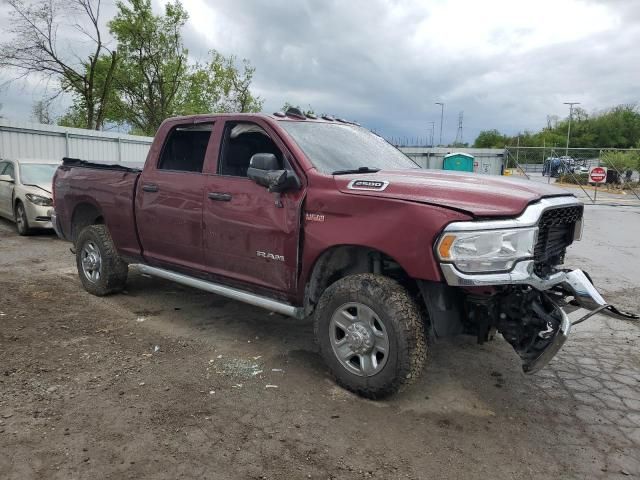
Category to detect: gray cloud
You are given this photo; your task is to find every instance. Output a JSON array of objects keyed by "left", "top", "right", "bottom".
[{"left": 1, "top": 0, "right": 639, "bottom": 144}]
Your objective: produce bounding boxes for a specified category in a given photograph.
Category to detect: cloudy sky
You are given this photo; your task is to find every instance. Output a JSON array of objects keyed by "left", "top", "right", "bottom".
[{"left": 1, "top": 0, "right": 639, "bottom": 143}]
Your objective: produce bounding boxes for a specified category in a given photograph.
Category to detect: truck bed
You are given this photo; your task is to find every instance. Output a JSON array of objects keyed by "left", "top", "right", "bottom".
[
  {"left": 61, "top": 157, "right": 143, "bottom": 172},
  {"left": 54, "top": 157, "right": 143, "bottom": 260}
]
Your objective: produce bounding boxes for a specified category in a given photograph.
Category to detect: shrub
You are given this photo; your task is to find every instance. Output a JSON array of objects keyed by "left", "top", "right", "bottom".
[
  {"left": 557, "top": 173, "right": 589, "bottom": 185},
  {"left": 600, "top": 151, "right": 640, "bottom": 171}
]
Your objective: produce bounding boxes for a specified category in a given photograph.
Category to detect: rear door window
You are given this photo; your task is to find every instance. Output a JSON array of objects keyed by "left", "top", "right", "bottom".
[{"left": 157, "top": 124, "right": 213, "bottom": 173}]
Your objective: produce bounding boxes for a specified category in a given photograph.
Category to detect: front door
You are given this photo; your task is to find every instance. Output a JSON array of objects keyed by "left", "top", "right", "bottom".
[
  {"left": 135, "top": 122, "right": 215, "bottom": 272},
  {"left": 0, "top": 162, "right": 16, "bottom": 218},
  {"left": 203, "top": 119, "right": 305, "bottom": 293}
]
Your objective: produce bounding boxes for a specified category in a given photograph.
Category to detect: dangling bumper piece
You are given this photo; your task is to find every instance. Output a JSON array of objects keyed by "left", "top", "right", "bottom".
[{"left": 446, "top": 264, "right": 638, "bottom": 374}]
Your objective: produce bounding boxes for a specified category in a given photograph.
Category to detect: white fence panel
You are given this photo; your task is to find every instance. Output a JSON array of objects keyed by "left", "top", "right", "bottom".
[
  {"left": 0, "top": 120, "right": 153, "bottom": 164},
  {"left": 399, "top": 147, "right": 505, "bottom": 175}
]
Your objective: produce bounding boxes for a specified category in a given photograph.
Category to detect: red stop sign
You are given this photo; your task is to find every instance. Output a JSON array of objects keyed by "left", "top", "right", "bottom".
[{"left": 589, "top": 166, "right": 607, "bottom": 183}]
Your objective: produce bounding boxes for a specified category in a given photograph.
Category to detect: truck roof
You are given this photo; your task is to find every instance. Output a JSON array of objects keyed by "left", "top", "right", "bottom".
[{"left": 164, "top": 109, "right": 359, "bottom": 126}]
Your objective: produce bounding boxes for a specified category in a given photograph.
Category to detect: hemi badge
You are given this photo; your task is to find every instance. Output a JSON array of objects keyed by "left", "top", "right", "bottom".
[{"left": 305, "top": 213, "right": 325, "bottom": 222}]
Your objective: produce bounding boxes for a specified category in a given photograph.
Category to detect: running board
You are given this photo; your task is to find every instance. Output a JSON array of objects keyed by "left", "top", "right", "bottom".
[{"left": 132, "top": 265, "right": 305, "bottom": 319}]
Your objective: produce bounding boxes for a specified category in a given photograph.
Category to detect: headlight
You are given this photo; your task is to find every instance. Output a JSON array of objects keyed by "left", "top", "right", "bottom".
[
  {"left": 437, "top": 227, "right": 538, "bottom": 273},
  {"left": 25, "top": 194, "right": 53, "bottom": 206}
]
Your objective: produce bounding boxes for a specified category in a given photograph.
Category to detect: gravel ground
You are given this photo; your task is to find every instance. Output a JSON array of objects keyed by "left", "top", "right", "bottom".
[{"left": 0, "top": 205, "right": 638, "bottom": 479}]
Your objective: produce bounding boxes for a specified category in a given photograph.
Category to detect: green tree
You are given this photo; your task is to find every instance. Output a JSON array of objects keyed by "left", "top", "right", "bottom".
[
  {"left": 57, "top": 54, "right": 123, "bottom": 128},
  {"left": 109, "top": 0, "right": 263, "bottom": 135},
  {"left": 108, "top": 0, "right": 189, "bottom": 135},
  {"left": 281, "top": 103, "right": 315, "bottom": 116},
  {"left": 473, "top": 129, "right": 508, "bottom": 148},
  {"left": 483, "top": 105, "right": 640, "bottom": 149},
  {"left": 601, "top": 150, "right": 640, "bottom": 172},
  {"left": 31, "top": 99, "right": 54, "bottom": 124},
  {"left": 58, "top": 105, "right": 90, "bottom": 128},
  {"left": 183, "top": 51, "right": 263, "bottom": 115}
]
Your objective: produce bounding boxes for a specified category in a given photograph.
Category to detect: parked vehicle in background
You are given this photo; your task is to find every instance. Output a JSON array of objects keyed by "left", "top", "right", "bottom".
[
  {"left": 0, "top": 158, "right": 59, "bottom": 235},
  {"left": 543, "top": 157, "right": 575, "bottom": 177},
  {"left": 51, "top": 110, "right": 637, "bottom": 398},
  {"left": 559, "top": 156, "right": 576, "bottom": 168}
]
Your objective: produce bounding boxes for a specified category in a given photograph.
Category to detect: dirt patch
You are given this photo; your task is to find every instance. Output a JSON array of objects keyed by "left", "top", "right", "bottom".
[{"left": 0, "top": 217, "right": 638, "bottom": 479}]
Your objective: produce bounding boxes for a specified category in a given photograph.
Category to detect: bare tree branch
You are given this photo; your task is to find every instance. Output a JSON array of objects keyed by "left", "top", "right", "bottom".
[{"left": 0, "top": 0, "right": 117, "bottom": 129}]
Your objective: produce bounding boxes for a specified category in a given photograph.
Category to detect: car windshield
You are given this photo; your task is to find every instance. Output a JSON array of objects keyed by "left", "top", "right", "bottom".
[
  {"left": 278, "top": 121, "right": 419, "bottom": 174},
  {"left": 20, "top": 163, "right": 58, "bottom": 186}
]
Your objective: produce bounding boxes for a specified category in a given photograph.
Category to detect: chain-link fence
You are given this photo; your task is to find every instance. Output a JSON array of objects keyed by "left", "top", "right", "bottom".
[{"left": 504, "top": 146, "right": 640, "bottom": 205}]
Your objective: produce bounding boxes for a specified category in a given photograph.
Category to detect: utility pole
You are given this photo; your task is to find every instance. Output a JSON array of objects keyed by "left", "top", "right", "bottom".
[
  {"left": 427, "top": 121, "right": 435, "bottom": 147},
  {"left": 435, "top": 102, "right": 444, "bottom": 146},
  {"left": 564, "top": 102, "right": 580, "bottom": 156},
  {"left": 454, "top": 111, "right": 464, "bottom": 145}
]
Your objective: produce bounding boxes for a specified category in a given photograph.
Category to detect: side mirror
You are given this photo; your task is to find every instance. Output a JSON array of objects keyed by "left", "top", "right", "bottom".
[
  {"left": 250, "top": 153, "right": 280, "bottom": 171},
  {"left": 247, "top": 153, "right": 298, "bottom": 193},
  {"left": 0, "top": 174, "right": 14, "bottom": 183}
]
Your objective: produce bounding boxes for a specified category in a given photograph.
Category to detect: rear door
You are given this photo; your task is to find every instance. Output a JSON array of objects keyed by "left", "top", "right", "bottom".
[
  {"left": 202, "top": 118, "right": 305, "bottom": 293},
  {"left": 135, "top": 121, "right": 215, "bottom": 272}
]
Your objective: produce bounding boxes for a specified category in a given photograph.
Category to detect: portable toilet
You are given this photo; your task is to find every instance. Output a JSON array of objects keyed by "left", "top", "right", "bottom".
[{"left": 443, "top": 152, "right": 474, "bottom": 172}]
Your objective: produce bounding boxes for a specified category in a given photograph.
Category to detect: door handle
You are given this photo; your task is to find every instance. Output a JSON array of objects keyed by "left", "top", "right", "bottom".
[
  {"left": 208, "top": 192, "right": 232, "bottom": 202},
  {"left": 142, "top": 183, "right": 159, "bottom": 192}
]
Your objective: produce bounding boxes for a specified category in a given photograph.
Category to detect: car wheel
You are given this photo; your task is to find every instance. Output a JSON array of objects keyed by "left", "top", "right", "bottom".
[
  {"left": 314, "top": 273, "right": 427, "bottom": 399},
  {"left": 15, "top": 202, "right": 32, "bottom": 236},
  {"left": 75, "top": 224, "right": 128, "bottom": 296}
]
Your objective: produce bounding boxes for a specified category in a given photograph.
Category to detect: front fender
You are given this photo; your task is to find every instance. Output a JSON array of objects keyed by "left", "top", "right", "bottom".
[{"left": 300, "top": 186, "right": 471, "bottom": 294}]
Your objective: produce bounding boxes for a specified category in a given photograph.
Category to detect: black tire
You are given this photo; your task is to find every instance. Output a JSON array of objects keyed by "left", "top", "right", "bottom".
[
  {"left": 314, "top": 274, "right": 427, "bottom": 399},
  {"left": 15, "top": 202, "right": 32, "bottom": 236},
  {"left": 75, "top": 224, "right": 128, "bottom": 296}
]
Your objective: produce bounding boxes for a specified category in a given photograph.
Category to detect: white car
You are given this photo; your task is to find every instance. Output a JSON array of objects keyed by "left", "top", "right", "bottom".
[
  {"left": 559, "top": 155, "right": 576, "bottom": 166},
  {"left": 0, "top": 158, "right": 60, "bottom": 235}
]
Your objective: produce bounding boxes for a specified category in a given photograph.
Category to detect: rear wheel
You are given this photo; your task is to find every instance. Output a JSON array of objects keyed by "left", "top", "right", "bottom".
[
  {"left": 15, "top": 202, "right": 31, "bottom": 236},
  {"left": 314, "top": 274, "right": 427, "bottom": 399},
  {"left": 75, "top": 224, "right": 128, "bottom": 296}
]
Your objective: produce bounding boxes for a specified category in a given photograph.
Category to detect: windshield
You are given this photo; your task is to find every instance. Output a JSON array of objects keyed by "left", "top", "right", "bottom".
[
  {"left": 20, "top": 163, "right": 58, "bottom": 186},
  {"left": 279, "top": 121, "right": 419, "bottom": 174}
]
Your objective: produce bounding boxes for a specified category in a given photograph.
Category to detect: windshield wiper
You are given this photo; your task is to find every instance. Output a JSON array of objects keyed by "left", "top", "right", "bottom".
[{"left": 332, "top": 166, "right": 381, "bottom": 175}]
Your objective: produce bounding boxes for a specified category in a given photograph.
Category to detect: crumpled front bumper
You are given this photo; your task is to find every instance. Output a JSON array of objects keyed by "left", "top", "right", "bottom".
[
  {"left": 23, "top": 201, "right": 53, "bottom": 229},
  {"left": 560, "top": 270, "right": 639, "bottom": 321},
  {"left": 441, "top": 260, "right": 638, "bottom": 373},
  {"left": 442, "top": 260, "right": 638, "bottom": 321}
]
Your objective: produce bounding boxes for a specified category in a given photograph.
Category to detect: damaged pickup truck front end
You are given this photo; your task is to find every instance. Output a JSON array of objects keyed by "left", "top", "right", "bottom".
[{"left": 435, "top": 196, "right": 638, "bottom": 373}]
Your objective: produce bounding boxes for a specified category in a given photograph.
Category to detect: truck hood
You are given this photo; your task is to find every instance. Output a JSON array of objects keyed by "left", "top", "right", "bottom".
[{"left": 335, "top": 169, "right": 573, "bottom": 217}]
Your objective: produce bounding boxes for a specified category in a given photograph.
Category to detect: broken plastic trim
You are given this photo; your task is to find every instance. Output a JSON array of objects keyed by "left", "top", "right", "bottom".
[
  {"left": 571, "top": 304, "right": 610, "bottom": 326},
  {"left": 522, "top": 302, "right": 571, "bottom": 374}
]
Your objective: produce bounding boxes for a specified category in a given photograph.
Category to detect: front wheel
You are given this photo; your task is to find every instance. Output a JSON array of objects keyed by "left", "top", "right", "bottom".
[
  {"left": 15, "top": 202, "right": 32, "bottom": 236},
  {"left": 314, "top": 274, "right": 427, "bottom": 399},
  {"left": 75, "top": 224, "right": 128, "bottom": 296}
]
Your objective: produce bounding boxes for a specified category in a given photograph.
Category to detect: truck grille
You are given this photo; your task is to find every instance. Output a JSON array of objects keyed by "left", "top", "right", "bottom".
[{"left": 533, "top": 205, "right": 583, "bottom": 277}]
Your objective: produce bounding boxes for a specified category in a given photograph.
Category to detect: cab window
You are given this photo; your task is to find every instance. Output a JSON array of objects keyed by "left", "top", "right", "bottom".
[
  {"left": 218, "top": 122, "right": 283, "bottom": 177},
  {"left": 157, "top": 124, "right": 213, "bottom": 173}
]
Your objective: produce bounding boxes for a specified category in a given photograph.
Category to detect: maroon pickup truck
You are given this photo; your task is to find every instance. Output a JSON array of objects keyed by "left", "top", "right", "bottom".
[{"left": 51, "top": 110, "right": 636, "bottom": 398}]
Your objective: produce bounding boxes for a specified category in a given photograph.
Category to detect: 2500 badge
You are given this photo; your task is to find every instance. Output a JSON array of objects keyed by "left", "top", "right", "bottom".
[{"left": 347, "top": 179, "right": 389, "bottom": 191}]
